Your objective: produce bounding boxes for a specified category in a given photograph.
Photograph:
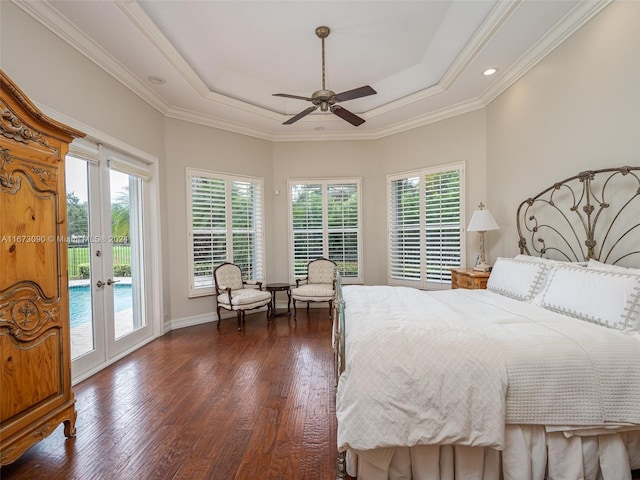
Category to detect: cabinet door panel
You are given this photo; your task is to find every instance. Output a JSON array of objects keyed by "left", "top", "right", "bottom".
[
  {"left": 0, "top": 332, "right": 61, "bottom": 422},
  {"left": 1, "top": 164, "right": 59, "bottom": 299}
]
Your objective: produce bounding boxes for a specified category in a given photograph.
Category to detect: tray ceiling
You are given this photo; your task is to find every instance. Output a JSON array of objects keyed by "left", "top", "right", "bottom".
[{"left": 15, "top": 0, "right": 611, "bottom": 141}]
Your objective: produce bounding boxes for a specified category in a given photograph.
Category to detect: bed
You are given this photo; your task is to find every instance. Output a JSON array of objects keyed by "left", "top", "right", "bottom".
[{"left": 333, "top": 166, "right": 640, "bottom": 480}]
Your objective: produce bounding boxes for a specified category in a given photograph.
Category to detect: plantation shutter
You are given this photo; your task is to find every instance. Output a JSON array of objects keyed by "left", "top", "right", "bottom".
[
  {"left": 291, "top": 183, "right": 324, "bottom": 278},
  {"left": 187, "top": 169, "right": 264, "bottom": 296},
  {"left": 424, "top": 169, "right": 461, "bottom": 285},
  {"left": 388, "top": 177, "right": 421, "bottom": 282},
  {"left": 387, "top": 163, "right": 464, "bottom": 288},
  {"left": 289, "top": 179, "right": 362, "bottom": 283},
  {"left": 231, "top": 180, "right": 263, "bottom": 281},
  {"left": 190, "top": 174, "right": 227, "bottom": 291},
  {"left": 327, "top": 183, "right": 360, "bottom": 279}
]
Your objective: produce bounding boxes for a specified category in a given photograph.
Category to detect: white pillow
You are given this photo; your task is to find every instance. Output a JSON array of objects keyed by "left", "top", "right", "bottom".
[
  {"left": 487, "top": 257, "right": 550, "bottom": 301},
  {"left": 515, "top": 254, "right": 587, "bottom": 267},
  {"left": 587, "top": 258, "right": 640, "bottom": 275},
  {"left": 540, "top": 264, "right": 640, "bottom": 332}
]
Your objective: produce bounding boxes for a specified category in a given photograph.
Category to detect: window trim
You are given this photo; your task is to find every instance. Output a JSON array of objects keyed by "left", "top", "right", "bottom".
[
  {"left": 287, "top": 177, "right": 363, "bottom": 284},
  {"left": 186, "top": 168, "right": 265, "bottom": 298},
  {"left": 386, "top": 162, "right": 465, "bottom": 289}
]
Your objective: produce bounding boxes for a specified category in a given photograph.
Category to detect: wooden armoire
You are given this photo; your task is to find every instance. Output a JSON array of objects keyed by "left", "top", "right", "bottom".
[{"left": 0, "top": 70, "right": 85, "bottom": 464}]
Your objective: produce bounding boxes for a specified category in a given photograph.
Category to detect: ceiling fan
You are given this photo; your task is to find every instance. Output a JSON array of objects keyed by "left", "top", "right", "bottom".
[{"left": 273, "top": 26, "right": 377, "bottom": 127}]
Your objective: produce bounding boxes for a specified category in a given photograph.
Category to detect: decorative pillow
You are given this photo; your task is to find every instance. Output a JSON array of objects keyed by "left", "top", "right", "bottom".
[
  {"left": 487, "top": 257, "right": 550, "bottom": 301},
  {"left": 540, "top": 264, "right": 640, "bottom": 332},
  {"left": 587, "top": 258, "right": 640, "bottom": 275},
  {"left": 515, "top": 254, "right": 587, "bottom": 267},
  {"left": 513, "top": 255, "right": 587, "bottom": 304}
]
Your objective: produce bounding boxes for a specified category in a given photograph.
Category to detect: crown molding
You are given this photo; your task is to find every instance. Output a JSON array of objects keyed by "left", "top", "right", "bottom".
[
  {"left": 365, "top": 98, "right": 486, "bottom": 141},
  {"left": 439, "top": 0, "right": 520, "bottom": 91},
  {"left": 116, "top": 0, "right": 210, "bottom": 98},
  {"left": 478, "top": 0, "right": 613, "bottom": 107},
  {"left": 166, "top": 107, "right": 277, "bottom": 142}
]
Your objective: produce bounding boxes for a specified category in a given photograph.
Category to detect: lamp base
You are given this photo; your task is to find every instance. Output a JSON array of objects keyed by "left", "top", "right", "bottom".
[{"left": 473, "top": 262, "right": 491, "bottom": 272}]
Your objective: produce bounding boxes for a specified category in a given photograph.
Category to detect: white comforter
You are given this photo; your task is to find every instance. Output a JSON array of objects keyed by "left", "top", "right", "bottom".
[{"left": 336, "top": 286, "right": 640, "bottom": 453}]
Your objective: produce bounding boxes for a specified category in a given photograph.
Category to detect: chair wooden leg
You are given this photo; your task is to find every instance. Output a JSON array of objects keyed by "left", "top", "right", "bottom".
[
  {"left": 236, "top": 311, "right": 242, "bottom": 331},
  {"left": 328, "top": 300, "right": 333, "bottom": 318},
  {"left": 293, "top": 300, "right": 297, "bottom": 318},
  {"left": 307, "top": 302, "right": 310, "bottom": 313},
  {"left": 216, "top": 306, "right": 222, "bottom": 328}
]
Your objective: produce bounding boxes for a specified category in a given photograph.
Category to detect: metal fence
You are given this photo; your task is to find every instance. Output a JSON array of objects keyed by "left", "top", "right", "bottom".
[{"left": 68, "top": 243, "right": 131, "bottom": 279}]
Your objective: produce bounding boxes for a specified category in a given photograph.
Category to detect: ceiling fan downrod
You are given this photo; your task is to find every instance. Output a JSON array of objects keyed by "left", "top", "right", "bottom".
[{"left": 316, "top": 26, "right": 330, "bottom": 92}]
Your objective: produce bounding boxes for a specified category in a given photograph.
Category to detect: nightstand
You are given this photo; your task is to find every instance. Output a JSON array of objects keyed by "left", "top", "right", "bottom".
[{"left": 450, "top": 268, "right": 490, "bottom": 290}]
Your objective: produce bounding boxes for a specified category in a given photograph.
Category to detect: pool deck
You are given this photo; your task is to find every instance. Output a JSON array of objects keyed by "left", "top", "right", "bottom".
[
  {"left": 71, "top": 308, "right": 134, "bottom": 358},
  {"left": 69, "top": 277, "right": 135, "bottom": 359}
]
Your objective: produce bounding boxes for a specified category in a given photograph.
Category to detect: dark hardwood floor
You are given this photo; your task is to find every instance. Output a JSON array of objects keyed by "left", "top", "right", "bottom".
[{"left": 1, "top": 309, "right": 337, "bottom": 480}]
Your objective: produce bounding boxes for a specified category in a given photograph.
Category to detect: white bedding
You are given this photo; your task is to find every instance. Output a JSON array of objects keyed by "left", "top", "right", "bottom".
[
  {"left": 336, "top": 285, "right": 640, "bottom": 456},
  {"left": 336, "top": 285, "right": 508, "bottom": 452}
]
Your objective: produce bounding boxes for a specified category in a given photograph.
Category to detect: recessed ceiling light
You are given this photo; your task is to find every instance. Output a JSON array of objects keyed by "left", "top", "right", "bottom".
[
  {"left": 147, "top": 75, "right": 166, "bottom": 85},
  {"left": 482, "top": 68, "right": 498, "bottom": 76}
]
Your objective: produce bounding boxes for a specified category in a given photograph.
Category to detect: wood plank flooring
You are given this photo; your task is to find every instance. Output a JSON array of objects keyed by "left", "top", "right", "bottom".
[{"left": 1, "top": 309, "right": 338, "bottom": 480}]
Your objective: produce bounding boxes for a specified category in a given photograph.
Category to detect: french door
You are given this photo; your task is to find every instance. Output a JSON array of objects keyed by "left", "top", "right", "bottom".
[{"left": 66, "top": 146, "right": 153, "bottom": 381}]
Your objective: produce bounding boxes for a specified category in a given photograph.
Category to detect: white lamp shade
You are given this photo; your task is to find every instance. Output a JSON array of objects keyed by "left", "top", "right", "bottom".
[{"left": 467, "top": 208, "right": 499, "bottom": 232}]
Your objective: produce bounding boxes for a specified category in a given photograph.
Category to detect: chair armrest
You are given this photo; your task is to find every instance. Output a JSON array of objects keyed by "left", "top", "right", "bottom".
[
  {"left": 219, "top": 286, "right": 232, "bottom": 305},
  {"left": 244, "top": 280, "right": 262, "bottom": 290},
  {"left": 295, "top": 277, "right": 308, "bottom": 287}
]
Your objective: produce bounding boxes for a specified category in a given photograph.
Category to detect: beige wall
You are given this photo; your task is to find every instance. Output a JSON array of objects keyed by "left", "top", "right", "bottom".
[
  {"left": 376, "top": 109, "right": 488, "bottom": 274},
  {"left": 487, "top": 1, "right": 640, "bottom": 260},
  {"left": 164, "top": 118, "right": 273, "bottom": 322},
  {"left": 272, "top": 140, "right": 382, "bottom": 284}
]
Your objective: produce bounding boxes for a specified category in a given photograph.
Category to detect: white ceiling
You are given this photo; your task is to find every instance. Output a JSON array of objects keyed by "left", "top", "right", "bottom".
[{"left": 15, "top": 0, "right": 611, "bottom": 141}]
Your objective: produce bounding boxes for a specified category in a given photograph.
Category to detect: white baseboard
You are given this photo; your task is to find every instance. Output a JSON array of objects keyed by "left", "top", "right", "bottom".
[
  {"left": 168, "top": 302, "right": 331, "bottom": 332},
  {"left": 168, "top": 306, "right": 270, "bottom": 331}
]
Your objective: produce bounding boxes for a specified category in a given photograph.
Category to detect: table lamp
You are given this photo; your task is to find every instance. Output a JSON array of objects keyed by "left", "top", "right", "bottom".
[{"left": 467, "top": 202, "right": 499, "bottom": 272}]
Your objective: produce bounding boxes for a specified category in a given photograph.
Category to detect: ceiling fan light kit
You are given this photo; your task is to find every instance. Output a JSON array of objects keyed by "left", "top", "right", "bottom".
[{"left": 273, "top": 26, "right": 377, "bottom": 127}]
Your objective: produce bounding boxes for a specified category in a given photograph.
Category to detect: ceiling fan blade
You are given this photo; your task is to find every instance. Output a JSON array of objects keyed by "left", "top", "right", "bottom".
[
  {"left": 283, "top": 106, "right": 318, "bottom": 125},
  {"left": 331, "top": 105, "right": 365, "bottom": 127},
  {"left": 334, "top": 85, "right": 377, "bottom": 102},
  {"left": 273, "top": 93, "right": 314, "bottom": 102}
]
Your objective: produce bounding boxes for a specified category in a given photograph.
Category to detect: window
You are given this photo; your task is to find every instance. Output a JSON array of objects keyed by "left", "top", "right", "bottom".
[
  {"left": 187, "top": 168, "right": 264, "bottom": 297},
  {"left": 289, "top": 179, "right": 362, "bottom": 283},
  {"left": 387, "top": 163, "right": 464, "bottom": 288}
]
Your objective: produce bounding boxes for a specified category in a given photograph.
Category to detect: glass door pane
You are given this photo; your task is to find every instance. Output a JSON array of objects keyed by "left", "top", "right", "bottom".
[
  {"left": 66, "top": 156, "right": 95, "bottom": 359},
  {"left": 109, "top": 169, "right": 146, "bottom": 340}
]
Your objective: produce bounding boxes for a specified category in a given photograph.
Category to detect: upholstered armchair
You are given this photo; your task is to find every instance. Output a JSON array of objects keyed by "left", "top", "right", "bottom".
[
  {"left": 213, "top": 262, "right": 272, "bottom": 331},
  {"left": 291, "top": 258, "right": 336, "bottom": 318}
]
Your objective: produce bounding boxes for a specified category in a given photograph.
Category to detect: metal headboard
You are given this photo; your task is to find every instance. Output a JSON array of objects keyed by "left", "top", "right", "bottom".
[{"left": 517, "top": 166, "right": 640, "bottom": 266}]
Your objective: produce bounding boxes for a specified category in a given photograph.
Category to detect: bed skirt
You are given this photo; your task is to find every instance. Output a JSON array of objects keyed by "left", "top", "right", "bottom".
[{"left": 345, "top": 425, "right": 640, "bottom": 480}]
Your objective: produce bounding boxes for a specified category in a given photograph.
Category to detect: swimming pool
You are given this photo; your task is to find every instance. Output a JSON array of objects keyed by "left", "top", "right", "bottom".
[{"left": 69, "top": 284, "right": 132, "bottom": 328}]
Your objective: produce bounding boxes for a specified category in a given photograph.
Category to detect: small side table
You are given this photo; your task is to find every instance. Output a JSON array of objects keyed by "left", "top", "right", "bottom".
[
  {"left": 265, "top": 283, "right": 291, "bottom": 318},
  {"left": 450, "top": 268, "right": 490, "bottom": 290}
]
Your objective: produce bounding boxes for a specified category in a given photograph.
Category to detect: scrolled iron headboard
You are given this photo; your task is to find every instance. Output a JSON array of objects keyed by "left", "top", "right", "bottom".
[{"left": 517, "top": 166, "right": 640, "bottom": 266}]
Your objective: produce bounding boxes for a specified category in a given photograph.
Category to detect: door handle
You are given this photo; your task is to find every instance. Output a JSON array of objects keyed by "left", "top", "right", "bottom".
[
  {"left": 106, "top": 279, "right": 121, "bottom": 286},
  {"left": 96, "top": 280, "right": 105, "bottom": 288}
]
